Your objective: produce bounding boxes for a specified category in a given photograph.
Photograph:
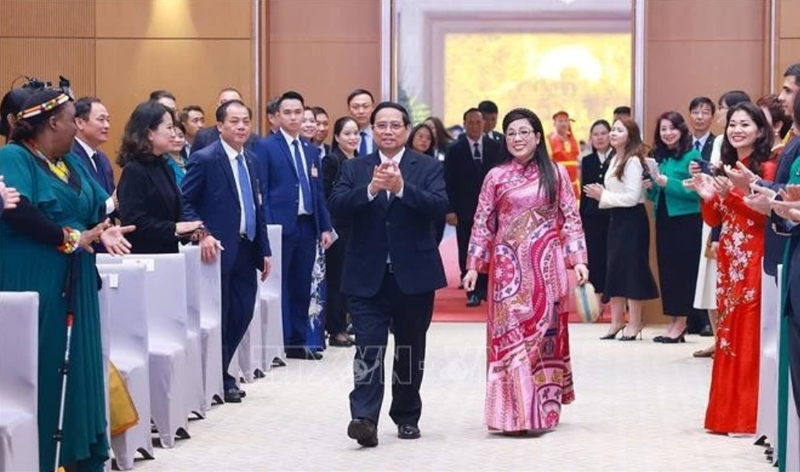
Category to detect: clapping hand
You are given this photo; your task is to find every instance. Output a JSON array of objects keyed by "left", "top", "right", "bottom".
[
  {"left": 725, "top": 162, "right": 758, "bottom": 193},
  {"left": 583, "top": 183, "right": 604, "bottom": 201},
  {"left": 375, "top": 161, "right": 404, "bottom": 194},
  {"left": 686, "top": 174, "right": 716, "bottom": 201},
  {"left": 712, "top": 176, "right": 733, "bottom": 200},
  {"left": 745, "top": 183, "right": 776, "bottom": 215},
  {"left": 771, "top": 185, "right": 800, "bottom": 222}
]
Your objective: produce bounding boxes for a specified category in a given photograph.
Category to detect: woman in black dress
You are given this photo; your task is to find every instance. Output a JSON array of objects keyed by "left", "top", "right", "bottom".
[
  {"left": 322, "top": 116, "right": 360, "bottom": 346},
  {"left": 117, "top": 101, "right": 202, "bottom": 254},
  {"left": 579, "top": 119, "right": 613, "bottom": 309},
  {"left": 646, "top": 111, "right": 703, "bottom": 343},
  {"left": 584, "top": 117, "right": 659, "bottom": 341}
]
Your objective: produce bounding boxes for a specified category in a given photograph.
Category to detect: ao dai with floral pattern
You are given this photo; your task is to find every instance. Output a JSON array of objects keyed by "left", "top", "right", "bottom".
[{"left": 467, "top": 160, "right": 587, "bottom": 432}]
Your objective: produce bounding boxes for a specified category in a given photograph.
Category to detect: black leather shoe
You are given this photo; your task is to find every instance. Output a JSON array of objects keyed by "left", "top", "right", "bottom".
[
  {"left": 224, "top": 388, "right": 242, "bottom": 403},
  {"left": 397, "top": 424, "right": 421, "bottom": 439},
  {"left": 347, "top": 418, "right": 378, "bottom": 447},
  {"left": 237, "top": 388, "right": 247, "bottom": 398},
  {"left": 466, "top": 293, "right": 481, "bottom": 307},
  {"left": 329, "top": 335, "right": 354, "bottom": 347},
  {"left": 286, "top": 348, "right": 323, "bottom": 360},
  {"left": 272, "top": 357, "right": 287, "bottom": 367},
  {"left": 699, "top": 325, "right": 714, "bottom": 337}
]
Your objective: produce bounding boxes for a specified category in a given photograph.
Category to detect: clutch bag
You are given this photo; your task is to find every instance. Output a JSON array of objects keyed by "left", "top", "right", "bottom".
[{"left": 573, "top": 282, "right": 600, "bottom": 323}]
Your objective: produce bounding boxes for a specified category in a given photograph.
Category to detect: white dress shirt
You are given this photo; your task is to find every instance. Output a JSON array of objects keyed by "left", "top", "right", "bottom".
[
  {"left": 280, "top": 128, "right": 311, "bottom": 215},
  {"left": 597, "top": 149, "right": 612, "bottom": 165},
  {"left": 367, "top": 148, "right": 405, "bottom": 200},
  {"left": 221, "top": 138, "right": 254, "bottom": 235},
  {"left": 599, "top": 155, "right": 645, "bottom": 208}
]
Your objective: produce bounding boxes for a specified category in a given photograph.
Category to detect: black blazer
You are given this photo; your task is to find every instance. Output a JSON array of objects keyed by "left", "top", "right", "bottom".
[
  {"left": 579, "top": 150, "right": 614, "bottom": 219},
  {"left": 328, "top": 150, "right": 448, "bottom": 297},
  {"left": 118, "top": 156, "right": 182, "bottom": 254},
  {"left": 443, "top": 134, "right": 502, "bottom": 222},
  {"left": 191, "top": 127, "right": 258, "bottom": 156},
  {"left": 699, "top": 133, "right": 715, "bottom": 162}
]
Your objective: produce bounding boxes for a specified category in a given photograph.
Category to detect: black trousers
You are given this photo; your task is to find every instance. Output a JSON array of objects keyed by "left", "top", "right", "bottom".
[
  {"left": 325, "top": 232, "right": 348, "bottom": 336},
  {"left": 220, "top": 238, "right": 258, "bottom": 390},
  {"left": 456, "top": 220, "right": 487, "bottom": 299},
  {"left": 348, "top": 269, "right": 434, "bottom": 426}
]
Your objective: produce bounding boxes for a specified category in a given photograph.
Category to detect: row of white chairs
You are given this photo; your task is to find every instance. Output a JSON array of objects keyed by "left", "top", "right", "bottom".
[{"left": 0, "top": 225, "right": 283, "bottom": 471}]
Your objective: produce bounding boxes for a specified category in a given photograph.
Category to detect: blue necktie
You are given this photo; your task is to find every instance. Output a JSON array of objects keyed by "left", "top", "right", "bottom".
[
  {"left": 292, "top": 140, "right": 313, "bottom": 215},
  {"left": 236, "top": 154, "right": 257, "bottom": 241},
  {"left": 359, "top": 131, "right": 368, "bottom": 156},
  {"left": 694, "top": 141, "right": 701, "bottom": 151}
]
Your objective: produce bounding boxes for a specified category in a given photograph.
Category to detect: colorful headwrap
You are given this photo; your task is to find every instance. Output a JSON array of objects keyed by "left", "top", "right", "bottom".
[{"left": 16, "top": 92, "right": 70, "bottom": 120}]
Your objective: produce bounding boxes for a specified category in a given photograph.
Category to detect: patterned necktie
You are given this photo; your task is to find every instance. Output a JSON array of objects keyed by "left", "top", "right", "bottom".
[
  {"left": 235, "top": 154, "right": 257, "bottom": 241},
  {"left": 473, "top": 142, "right": 482, "bottom": 160},
  {"left": 292, "top": 140, "right": 313, "bottom": 214},
  {"left": 359, "top": 131, "right": 368, "bottom": 156}
]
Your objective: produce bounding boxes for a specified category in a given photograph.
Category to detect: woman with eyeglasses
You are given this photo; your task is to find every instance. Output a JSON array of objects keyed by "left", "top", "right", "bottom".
[
  {"left": 463, "top": 108, "right": 588, "bottom": 434},
  {"left": 584, "top": 117, "right": 659, "bottom": 341}
]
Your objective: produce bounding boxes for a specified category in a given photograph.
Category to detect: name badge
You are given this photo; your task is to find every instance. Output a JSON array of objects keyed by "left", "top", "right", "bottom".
[{"left": 310, "top": 166, "right": 319, "bottom": 178}]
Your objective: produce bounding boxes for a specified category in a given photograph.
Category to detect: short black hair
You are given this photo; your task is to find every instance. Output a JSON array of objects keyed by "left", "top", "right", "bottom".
[
  {"left": 794, "top": 91, "right": 800, "bottom": 128},
  {"left": 149, "top": 89, "right": 175, "bottom": 101},
  {"left": 311, "top": 106, "right": 328, "bottom": 118},
  {"left": 463, "top": 107, "right": 482, "bottom": 121},
  {"left": 369, "top": 101, "right": 410, "bottom": 126},
  {"left": 719, "top": 90, "right": 751, "bottom": 108},
  {"left": 478, "top": 100, "right": 498, "bottom": 114},
  {"left": 613, "top": 106, "right": 631, "bottom": 116},
  {"left": 689, "top": 96, "right": 716, "bottom": 114},
  {"left": 179, "top": 105, "right": 204, "bottom": 124},
  {"left": 74, "top": 96, "right": 103, "bottom": 121},
  {"left": 347, "top": 89, "right": 374, "bottom": 106},
  {"left": 277, "top": 91, "right": 305, "bottom": 110},
  {"left": 266, "top": 96, "right": 280, "bottom": 115},
  {"left": 785, "top": 63, "right": 800, "bottom": 85},
  {"left": 216, "top": 99, "right": 252, "bottom": 122},
  {"left": 219, "top": 87, "right": 242, "bottom": 98}
]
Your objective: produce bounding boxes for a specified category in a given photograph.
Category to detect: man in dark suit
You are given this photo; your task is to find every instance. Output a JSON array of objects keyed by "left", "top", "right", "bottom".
[
  {"left": 688, "top": 96, "right": 716, "bottom": 161},
  {"left": 478, "top": 100, "right": 503, "bottom": 142},
  {"left": 330, "top": 101, "right": 448, "bottom": 447},
  {"left": 444, "top": 107, "right": 502, "bottom": 307},
  {"left": 192, "top": 88, "right": 258, "bottom": 155},
  {"left": 311, "top": 106, "right": 331, "bottom": 159},
  {"left": 73, "top": 96, "right": 115, "bottom": 197},
  {"left": 348, "top": 89, "right": 377, "bottom": 155},
  {"left": 253, "top": 91, "right": 333, "bottom": 360},
  {"left": 181, "top": 99, "right": 272, "bottom": 403}
]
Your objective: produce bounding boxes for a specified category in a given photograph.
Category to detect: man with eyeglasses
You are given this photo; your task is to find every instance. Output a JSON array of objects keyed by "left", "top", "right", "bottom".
[
  {"left": 688, "top": 97, "right": 716, "bottom": 162},
  {"left": 330, "top": 101, "right": 448, "bottom": 448}
]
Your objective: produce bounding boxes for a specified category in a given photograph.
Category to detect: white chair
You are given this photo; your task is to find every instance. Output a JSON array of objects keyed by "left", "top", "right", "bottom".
[
  {"left": 0, "top": 292, "right": 39, "bottom": 472},
  {"left": 97, "top": 275, "right": 112, "bottom": 471},
  {"left": 756, "top": 267, "right": 780, "bottom": 446},
  {"left": 98, "top": 254, "right": 190, "bottom": 448},
  {"left": 96, "top": 263, "right": 154, "bottom": 469},
  {"left": 260, "top": 224, "right": 285, "bottom": 367},
  {"left": 180, "top": 245, "right": 223, "bottom": 410},
  {"left": 237, "top": 295, "right": 264, "bottom": 383},
  {"left": 173, "top": 250, "right": 206, "bottom": 419}
]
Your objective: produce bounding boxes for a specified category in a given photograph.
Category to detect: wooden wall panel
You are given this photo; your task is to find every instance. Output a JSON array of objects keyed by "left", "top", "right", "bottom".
[
  {"left": 778, "top": 39, "right": 800, "bottom": 75},
  {"left": 95, "top": 0, "right": 252, "bottom": 39},
  {"left": 95, "top": 39, "right": 253, "bottom": 171},
  {"left": 0, "top": 38, "right": 96, "bottom": 97},
  {"left": 269, "top": 42, "right": 381, "bottom": 119},
  {"left": 647, "top": 0, "right": 764, "bottom": 42},
  {"left": 266, "top": 0, "right": 381, "bottom": 128},
  {"left": 778, "top": 0, "right": 800, "bottom": 39},
  {"left": 269, "top": 0, "right": 380, "bottom": 43},
  {"left": 0, "top": 0, "right": 95, "bottom": 38}
]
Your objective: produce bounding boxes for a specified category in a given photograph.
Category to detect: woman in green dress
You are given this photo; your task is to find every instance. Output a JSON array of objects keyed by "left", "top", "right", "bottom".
[{"left": 0, "top": 88, "right": 133, "bottom": 471}]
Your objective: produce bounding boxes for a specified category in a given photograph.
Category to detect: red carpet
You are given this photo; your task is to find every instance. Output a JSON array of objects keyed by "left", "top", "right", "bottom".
[{"left": 432, "top": 235, "right": 609, "bottom": 324}]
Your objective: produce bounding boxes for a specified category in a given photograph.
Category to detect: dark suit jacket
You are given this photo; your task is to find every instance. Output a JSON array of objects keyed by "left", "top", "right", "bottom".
[
  {"left": 71, "top": 140, "right": 115, "bottom": 196},
  {"left": 486, "top": 130, "right": 504, "bottom": 142},
  {"left": 329, "top": 150, "right": 448, "bottom": 297},
  {"left": 699, "top": 133, "right": 715, "bottom": 162},
  {"left": 117, "top": 157, "right": 182, "bottom": 254},
  {"left": 252, "top": 131, "right": 332, "bottom": 237},
  {"left": 579, "top": 150, "right": 614, "bottom": 219},
  {"left": 443, "top": 134, "right": 502, "bottom": 222},
  {"left": 181, "top": 140, "right": 271, "bottom": 274},
  {"left": 763, "top": 136, "right": 800, "bottom": 276},
  {"left": 191, "top": 127, "right": 258, "bottom": 156}
]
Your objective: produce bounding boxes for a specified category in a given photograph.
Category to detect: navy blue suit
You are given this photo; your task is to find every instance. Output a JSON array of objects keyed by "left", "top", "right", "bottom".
[
  {"left": 253, "top": 131, "right": 332, "bottom": 352},
  {"left": 71, "top": 140, "right": 115, "bottom": 196},
  {"left": 181, "top": 139, "right": 271, "bottom": 390},
  {"left": 329, "top": 150, "right": 447, "bottom": 427}
]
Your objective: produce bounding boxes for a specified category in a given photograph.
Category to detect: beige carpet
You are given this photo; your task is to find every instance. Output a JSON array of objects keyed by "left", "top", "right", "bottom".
[{"left": 137, "top": 323, "right": 772, "bottom": 471}]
